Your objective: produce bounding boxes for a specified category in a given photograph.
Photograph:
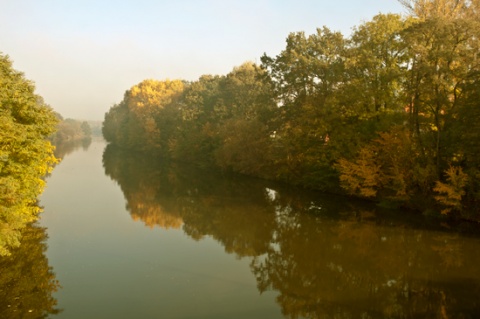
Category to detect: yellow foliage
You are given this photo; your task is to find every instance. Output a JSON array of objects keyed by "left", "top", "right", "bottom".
[
  {"left": 0, "top": 54, "right": 58, "bottom": 255},
  {"left": 129, "top": 79, "right": 184, "bottom": 111},
  {"left": 337, "top": 148, "right": 381, "bottom": 198},
  {"left": 434, "top": 166, "right": 468, "bottom": 214},
  {"left": 337, "top": 126, "right": 419, "bottom": 201}
]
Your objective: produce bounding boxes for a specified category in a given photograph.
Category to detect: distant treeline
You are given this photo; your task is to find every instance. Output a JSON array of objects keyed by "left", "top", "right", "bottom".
[
  {"left": 103, "top": 0, "right": 480, "bottom": 219},
  {"left": 48, "top": 116, "right": 92, "bottom": 144}
]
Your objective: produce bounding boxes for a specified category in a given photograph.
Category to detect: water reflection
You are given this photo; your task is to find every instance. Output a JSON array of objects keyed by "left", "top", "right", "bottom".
[
  {"left": 103, "top": 144, "right": 480, "bottom": 318},
  {"left": 0, "top": 223, "right": 61, "bottom": 318},
  {"left": 53, "top": 137, "right": 92, "bottom": 160}
]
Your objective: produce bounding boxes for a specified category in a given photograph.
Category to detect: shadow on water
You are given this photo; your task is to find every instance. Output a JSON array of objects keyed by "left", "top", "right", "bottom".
[
  {"left": 0, "top": 223, "right": 61, "bottom": 318},
  {"left": 102, "top": 144, "right": 480, "bottom": 319}
]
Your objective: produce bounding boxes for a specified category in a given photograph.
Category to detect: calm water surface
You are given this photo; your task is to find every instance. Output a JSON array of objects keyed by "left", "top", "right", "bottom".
[{"left": 17, "top": 140, "right": 480, "bottom": 318}]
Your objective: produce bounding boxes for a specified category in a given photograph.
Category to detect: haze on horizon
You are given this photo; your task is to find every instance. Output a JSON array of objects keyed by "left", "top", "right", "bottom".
[{"left": 0, "top": 0, "right": 405, "bottom": 121}]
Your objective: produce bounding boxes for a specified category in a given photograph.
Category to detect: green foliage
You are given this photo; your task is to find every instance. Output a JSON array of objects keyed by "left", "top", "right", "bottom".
[
  {"left": 102, "top": 0, "right": 480, "bottom": 218},
  {"left": 345, "top": 13, "right": 409, "bottom": 116},
  {"left": 215, "top": 119, "right": 272, "bottom": 177},
  {"left": 169, "top": 75, "right": 224, "bottom": 165},
  {"left": 0, "top": 53, "right": 58, "bottom": 255}
]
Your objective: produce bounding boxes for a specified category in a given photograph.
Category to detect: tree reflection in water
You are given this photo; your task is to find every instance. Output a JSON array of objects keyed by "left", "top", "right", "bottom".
[
  {"left": 103, "top": 144, "right": 480, "bottom": 318},
  {"left": 0, "top": 223, "right": 61, "bottom": 318},
  {"left": 53, "top": 137, "right": 92, "bottom": 160}
]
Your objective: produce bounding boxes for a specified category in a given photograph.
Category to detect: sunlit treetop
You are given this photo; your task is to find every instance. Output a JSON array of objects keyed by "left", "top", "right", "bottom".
[
  {"left": 398, "top": 0, "right": 480, "bottom": 19},
  {"left": 127, "top": 79, "right": 185, "bottom": 110}
]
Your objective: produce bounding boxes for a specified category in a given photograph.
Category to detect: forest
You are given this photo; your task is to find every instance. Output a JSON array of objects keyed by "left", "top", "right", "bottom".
[{"left": 103, "top": 0, "right": 480, "bottom": 219}]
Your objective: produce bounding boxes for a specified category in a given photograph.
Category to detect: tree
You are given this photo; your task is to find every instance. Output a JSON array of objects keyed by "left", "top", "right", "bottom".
[
  {"left": 102, "top": 79, "right": 185, "bottom": 152},
  {"left": 403, "top": 17, "right": 479, "bottom": 171},
  {"left": 0, "top": 53, "right": 58, "bottom": 255},
  {"left": 261, "top": 27, "right": 347, "bottom": 189},
  {"left": 80, "top": 121, "right": 91, "bottom": 136},
  {"left": 398, "top": 0, "right": 478, "bottom": 20},
  {"left": 345, "top": 14, "right": 408, "bottom": 118},
  {"left": 169, "top": 75, "right": 224, "bottom": 166},
  {"left": 433, "top": 165, "right": 469, "bottom": 214},
  {"left": 49, "top": 118, "right": 92, "bottom": 145},
  {"left": 214, "top": 62, "right": 276, "bottom": 176},
  {"left": 337, "top": 126, "right": 422, "bottom": 203}
]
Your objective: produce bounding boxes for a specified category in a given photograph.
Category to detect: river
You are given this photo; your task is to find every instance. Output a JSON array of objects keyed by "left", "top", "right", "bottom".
[{"left": 7, "top": 139, "right": 480, "bottom": 318}]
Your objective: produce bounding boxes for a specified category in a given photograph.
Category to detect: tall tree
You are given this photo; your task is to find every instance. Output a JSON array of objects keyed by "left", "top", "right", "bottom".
[
  {"left": 214, "top": 62, "right": 276, "bottom": 176},
  {"left": 169, "top": 75, "right": 224, "bottom": 166},
  {"left": 345, "top": 13, "right": 408, "bottom": 118},
  {"left": 0, "top": 54, "right": 58, "bottom": 255},
  {"left": 261, "top": 27, "right": 347, "bottom": 189},
  {"left": 400, "top": 0, "right": 480, "bottom": 177}
]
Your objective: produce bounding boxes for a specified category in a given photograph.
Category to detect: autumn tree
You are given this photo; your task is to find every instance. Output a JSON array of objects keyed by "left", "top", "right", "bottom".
[
  {"left": 398, "top": 0, "right": 478, "bottom": 20},
  {"left": 337, "top": 126, "right": 428, "bottom": 205},
  {"left": 166, "top": 74, "right": 223, "bottom": 166},
  {"left": 102, "top": 79, "right": 185, "bottom": 152},
  {"left": 261, "top": 27, "right": 347, "bottom": 189},
  {"left": 344, "top": 13, "right": 408, "bottom": 119},
  {"left": 214, "top": 62, "right": 276, "bottom": 176},
  {"left": 0, "top": 53, "right": 58, "bottom": 255}
]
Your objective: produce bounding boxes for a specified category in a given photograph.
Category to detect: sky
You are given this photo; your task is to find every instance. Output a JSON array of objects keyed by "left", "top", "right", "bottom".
[{"left": 1, "top": 0, "right": 405, "bottom": 120}]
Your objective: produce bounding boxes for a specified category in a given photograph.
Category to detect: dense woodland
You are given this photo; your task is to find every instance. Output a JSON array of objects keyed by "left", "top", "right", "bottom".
[
  {"left": 103, "top": 0, "right": 480, "bottom": 219},
  {"left": 0, "top": 54, "right": 58, "bottom": 255}
]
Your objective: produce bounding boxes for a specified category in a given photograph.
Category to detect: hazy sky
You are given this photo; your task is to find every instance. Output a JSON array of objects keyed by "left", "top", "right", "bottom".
[{"left": 1, "top": 0, "right": 405, "bottom": 120}]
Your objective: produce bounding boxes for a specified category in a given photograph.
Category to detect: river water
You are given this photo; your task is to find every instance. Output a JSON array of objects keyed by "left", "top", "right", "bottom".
[{"left": 8, "top": 139, "right": 480, "bottom": 318}]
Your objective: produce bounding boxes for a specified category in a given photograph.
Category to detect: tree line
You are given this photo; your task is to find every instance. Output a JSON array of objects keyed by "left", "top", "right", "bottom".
[
  {"left": 103, "top": 0, "right": 480, "bottom": 219},
  {"left": 48, "top": 115, "right": 92, "bottom": 146}
]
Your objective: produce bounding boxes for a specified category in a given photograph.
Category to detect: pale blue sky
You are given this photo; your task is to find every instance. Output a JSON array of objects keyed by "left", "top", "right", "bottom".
[{"left": 1, "top": 0, "right": 405, "bottom": 120}]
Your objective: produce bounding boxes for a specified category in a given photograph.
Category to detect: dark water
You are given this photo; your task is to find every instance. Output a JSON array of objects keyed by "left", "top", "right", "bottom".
[{"left": 4, "top": 139, "right": 480, "bottom": 318}]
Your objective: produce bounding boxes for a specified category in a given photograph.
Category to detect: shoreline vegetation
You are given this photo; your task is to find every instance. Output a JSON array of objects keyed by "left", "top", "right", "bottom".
[
  {"left": 103, "top": 0, "right": 480, "bottom": 221},
  {"left": 0, "top": 53, "right": 93, "bottom": 255},
  {"left": 1, "top": 0, "right": 479, "bottom": 255},
  {"left": 0, "top": 54, "right": 58, "bottom": 256}
]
